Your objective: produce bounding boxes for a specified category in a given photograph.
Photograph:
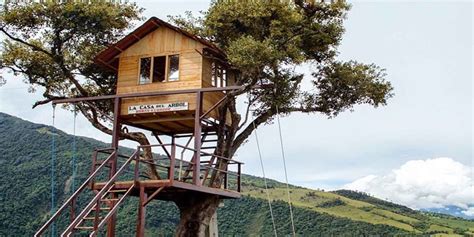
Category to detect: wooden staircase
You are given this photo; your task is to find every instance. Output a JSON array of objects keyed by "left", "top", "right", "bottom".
[
  {"left": 63, "top": 184, "right": 134, "bottom": 236},
  {"left": 60, "top": 150, "right": 138, "bottom": 237}
]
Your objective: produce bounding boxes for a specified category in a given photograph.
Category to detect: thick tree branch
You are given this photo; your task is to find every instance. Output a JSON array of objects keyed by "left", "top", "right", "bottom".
[
  {"left": 0, "top": 27, "right": 53, "bottom": 57},
  {"left": 231, "top": 108, "right": 275, "bottom": 155},
  {"left": 32, "top": 95, "right": 66, "bottom": 109}
]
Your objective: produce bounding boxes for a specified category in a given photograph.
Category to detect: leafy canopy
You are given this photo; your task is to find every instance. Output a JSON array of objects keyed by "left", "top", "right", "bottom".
[
  {"left": 0, "top": 1, "right": 141, "bottom": 107},
  {"left": 172, "top": 0, "right": 393, "bottom": 120}
]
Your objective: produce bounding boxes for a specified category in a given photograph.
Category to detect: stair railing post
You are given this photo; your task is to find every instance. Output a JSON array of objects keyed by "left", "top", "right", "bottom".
[
  {"left": 107, "top": 97, "right": 121, "bottom": 237},
  {"left": 169, "top": 136, "right": 176, "bottom": 181},
  {"left": 70, "top": 198, "right": 76, "bottom": 223},
  {"left": 237, "top": 163, "right": 241, "bottom": 192},
  {"left": 134, "top": 147, "right": 140, "bottom": 182},
  {"left": 193, "top": 91, "right": 202, "bottom": 186},
  {"left": 136, "top": 185, "right": 146, "bottom": 237}
]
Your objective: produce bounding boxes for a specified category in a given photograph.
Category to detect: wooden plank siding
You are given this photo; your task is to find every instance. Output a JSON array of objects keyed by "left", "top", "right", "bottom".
[{"left": 115, "top": 25, "right": 231, "bottom": 132}]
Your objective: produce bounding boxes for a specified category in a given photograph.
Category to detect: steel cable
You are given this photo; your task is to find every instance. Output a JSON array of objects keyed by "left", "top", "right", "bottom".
[{"left": 252, "top": 116, "right": 278, "bottom": 237}]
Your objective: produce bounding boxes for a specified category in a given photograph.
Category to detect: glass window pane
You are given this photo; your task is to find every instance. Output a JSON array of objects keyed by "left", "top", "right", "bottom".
[
  {"left": 168, "top": 54, "right": 179, "bottom": 81},
  {"left": 152, "top": 56, "right": 166, "bottom": 82},
  {"left": 139, "top": 57, "right": 151, "bottom": 84}
]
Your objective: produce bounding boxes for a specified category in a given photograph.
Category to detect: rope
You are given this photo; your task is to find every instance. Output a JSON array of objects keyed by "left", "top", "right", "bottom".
[
  {"left": 252, "top": 117, "right": 278, "bottom": 237},
  {"left": 275, "top": 106, "right": 296, "bottom": 236},
  {"left": 71, "top": 105, "right": 78, "bottom": 192},
  {"left": 50, "top": 105, "right": 57, "bottom": 237}
]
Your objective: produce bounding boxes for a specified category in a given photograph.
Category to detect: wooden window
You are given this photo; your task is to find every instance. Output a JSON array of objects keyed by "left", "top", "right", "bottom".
[
  {"left": 211, "top": 61, "right": 226, "bottom": 87},
  {"left": 167, "top": 54, "right": 179, "bottom": 81},
  {"left": 139, "top": 54, "right": 179, "bottom": 85},
  {"left": 139, "top": 57, "right": 151, "bottom": 84},
  {"left": 152, "top": 56, "right": 166, "bottom": 82}
]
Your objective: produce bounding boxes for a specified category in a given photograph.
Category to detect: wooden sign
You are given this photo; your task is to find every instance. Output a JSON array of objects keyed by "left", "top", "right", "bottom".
[{"left": 128, "top": 102, "right": 188, "bottom": 114}]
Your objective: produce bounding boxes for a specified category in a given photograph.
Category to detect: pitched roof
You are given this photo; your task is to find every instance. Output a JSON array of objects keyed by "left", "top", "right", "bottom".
[{"left": 94, "top": 17, "right": 225, "bottom": 71}]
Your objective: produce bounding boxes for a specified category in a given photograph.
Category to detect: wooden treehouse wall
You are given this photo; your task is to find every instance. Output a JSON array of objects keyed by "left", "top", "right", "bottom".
[{"left": 115, "top": 26, "right": 228, "bottom": 130}]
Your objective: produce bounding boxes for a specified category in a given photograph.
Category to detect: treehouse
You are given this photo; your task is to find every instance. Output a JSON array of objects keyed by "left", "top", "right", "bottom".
[
  {"left": 35, "top": 18, "right": 243, "bottom": 237},
  {"left": 95, "top": 17, "right": 235, "bottom": 134}
]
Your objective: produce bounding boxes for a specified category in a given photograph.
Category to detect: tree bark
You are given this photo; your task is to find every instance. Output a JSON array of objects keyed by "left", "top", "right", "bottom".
[{"left": 174, "top": 194, "right": 220, "bottom": 237}]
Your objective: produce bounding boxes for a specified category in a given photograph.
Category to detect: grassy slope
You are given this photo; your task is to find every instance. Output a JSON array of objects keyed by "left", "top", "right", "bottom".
[{"left": 1, "top": 112, "right": 473, "bottom": 236}]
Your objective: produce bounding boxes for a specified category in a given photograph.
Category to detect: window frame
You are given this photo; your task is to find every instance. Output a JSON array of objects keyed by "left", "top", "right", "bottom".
[
  {"left": 211, "top": 61, "right": 227, "bottom": 87},
  {"left": 138, "top": 53, "right": 181, "bottom": 85}
]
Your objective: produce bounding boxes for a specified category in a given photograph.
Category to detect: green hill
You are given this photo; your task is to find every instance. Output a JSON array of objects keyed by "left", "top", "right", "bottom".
[{"left": 0, "top": 112, "right": 473, "bottom": 236}]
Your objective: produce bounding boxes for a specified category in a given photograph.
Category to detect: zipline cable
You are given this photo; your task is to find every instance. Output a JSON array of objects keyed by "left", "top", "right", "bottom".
[
  {"left": 50, "top": 104, "right": 57, "bottom": 237},
  {"left": 252, "top": 116, "right": 278, "bottom": 237},
  {"left": 276, "top": 106, "right": 296, "bottom": 236}
]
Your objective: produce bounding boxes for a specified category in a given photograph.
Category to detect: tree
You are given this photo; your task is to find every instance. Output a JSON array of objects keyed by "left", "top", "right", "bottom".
[
  {"left": 0, "top": 2, "right": 165, "bottom": 178},
  {"left": 0, "top": 1, "right": 393, "bottom": 236}
]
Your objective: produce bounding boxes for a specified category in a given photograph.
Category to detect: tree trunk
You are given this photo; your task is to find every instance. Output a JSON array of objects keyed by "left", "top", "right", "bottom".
[{"left": 174, "top": 194, "right": 220, "bottom": 237}]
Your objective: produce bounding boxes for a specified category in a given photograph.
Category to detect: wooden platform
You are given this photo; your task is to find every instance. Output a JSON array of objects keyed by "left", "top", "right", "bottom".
[{"left": 93, "top": 180, "right": 241, "bottom": 201}]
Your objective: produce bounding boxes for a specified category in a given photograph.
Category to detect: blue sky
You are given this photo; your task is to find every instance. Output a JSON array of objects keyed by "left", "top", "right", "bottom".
[{"left": 0, "top": 1, "right": 472, "bottom": 211}]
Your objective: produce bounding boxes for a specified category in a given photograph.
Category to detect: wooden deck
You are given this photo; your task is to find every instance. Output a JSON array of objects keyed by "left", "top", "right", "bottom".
[{"left": 93, "top": 180, "right": 241, "bottom": 201}]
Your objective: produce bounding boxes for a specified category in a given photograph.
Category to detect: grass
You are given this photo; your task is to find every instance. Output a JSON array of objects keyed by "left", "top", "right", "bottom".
[{"left": 243, "top": 186, "right": 473, "bottom": 235}]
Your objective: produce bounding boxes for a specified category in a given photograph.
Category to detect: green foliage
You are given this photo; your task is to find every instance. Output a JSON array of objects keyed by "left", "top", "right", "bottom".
[
  {"left": 0, "top": 1, "right": 141, "bottom": 108},
  {"left": 317, "top": 198, "right": 345, "bottom": 208},
  {"left": 172, "top": 0, "right": 393, "bottom": 118}
]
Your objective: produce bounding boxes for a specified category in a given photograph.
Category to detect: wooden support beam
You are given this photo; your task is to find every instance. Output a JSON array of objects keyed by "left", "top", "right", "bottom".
[
  {"left": 169, "top": 137, "right": 176, "bottom": 181},
  {"left": 107, "top": 97, "right": 121, "bottom": 237},
  {"left": 97, "top": 58, "right": 118, "bottom": 71},
  {"left": 153, "top": 133, "right": 171, "bottom": 159},
  {"left": 129, "top": 116, "right": 194, "bottom": 124},
  {"left": 143, "top": 187, "right": 165, "bottom": 206},
  {"left": 193, "top": 91, "right": 203, "bottom": 186},
  {"left": 136, "top": 185, "right": 147, "bottom": 237}
]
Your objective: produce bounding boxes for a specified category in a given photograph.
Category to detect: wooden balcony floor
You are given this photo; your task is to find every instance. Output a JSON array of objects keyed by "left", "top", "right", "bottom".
[{"left": 93, "top": 179, "right": 240, "bottom": 201}]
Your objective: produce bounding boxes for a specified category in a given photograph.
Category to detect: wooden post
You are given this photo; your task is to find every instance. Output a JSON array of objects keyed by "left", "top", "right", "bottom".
[
  {"left": 136, "top": 185, "right": 147, "bottom": 237},
  {"left": 107, "top": 97, "right": 121, "bottom": 237},
  {"left": 193, "top": 92, "right": 202, "bottom": 186},
  {"left": 169, "top": 136, "right": 176, "bottom": 181},
  {"left": 237, "top": 164, "right": 241, "bottom": 192}
]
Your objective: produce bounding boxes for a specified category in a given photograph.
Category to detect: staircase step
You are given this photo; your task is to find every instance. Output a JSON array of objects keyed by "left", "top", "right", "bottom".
[
  {"left": 74, "top": 226, "right": 94, "bottom": 230},
  {"left": 84, "top": 216, "right": 102, "bottom": 220},
  {"left": 90, "top": 206, "right": 111, "bottom": 211},
  {"left": 101, "top": 198, "right": 119, "bottom": 202},
  {"left": 108, "top": 189, "right": 127, "bottom": 193}
]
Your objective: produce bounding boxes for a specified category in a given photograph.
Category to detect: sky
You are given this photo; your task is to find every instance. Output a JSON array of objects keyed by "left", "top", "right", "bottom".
[{"left": 0, "top": 0, "right": 472, "bottom": 214}]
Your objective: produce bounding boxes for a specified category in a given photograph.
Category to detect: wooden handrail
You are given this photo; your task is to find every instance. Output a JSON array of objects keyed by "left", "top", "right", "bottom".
[
  {"left": 61, "top": 150, "right": 139, "bottom": 237},
  {"left": 34, "top": 150, "right": 117, "bottom": 237},
  {"left": 174, "top": 144, "right": 243, "bottom": 164}
]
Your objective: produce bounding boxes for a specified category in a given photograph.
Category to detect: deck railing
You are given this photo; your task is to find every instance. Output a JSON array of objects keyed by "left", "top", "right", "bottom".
[{"left": 136, "top": 143, "right": 242, "bottom": 192}]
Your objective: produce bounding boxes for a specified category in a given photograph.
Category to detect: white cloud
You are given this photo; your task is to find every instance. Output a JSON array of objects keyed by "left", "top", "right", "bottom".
[
  {"left": 462, "top": 207, "right": 474, "bottom": 217},
  {"left": 343, "top": 158, "right": 474, "bottom": 211}
]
